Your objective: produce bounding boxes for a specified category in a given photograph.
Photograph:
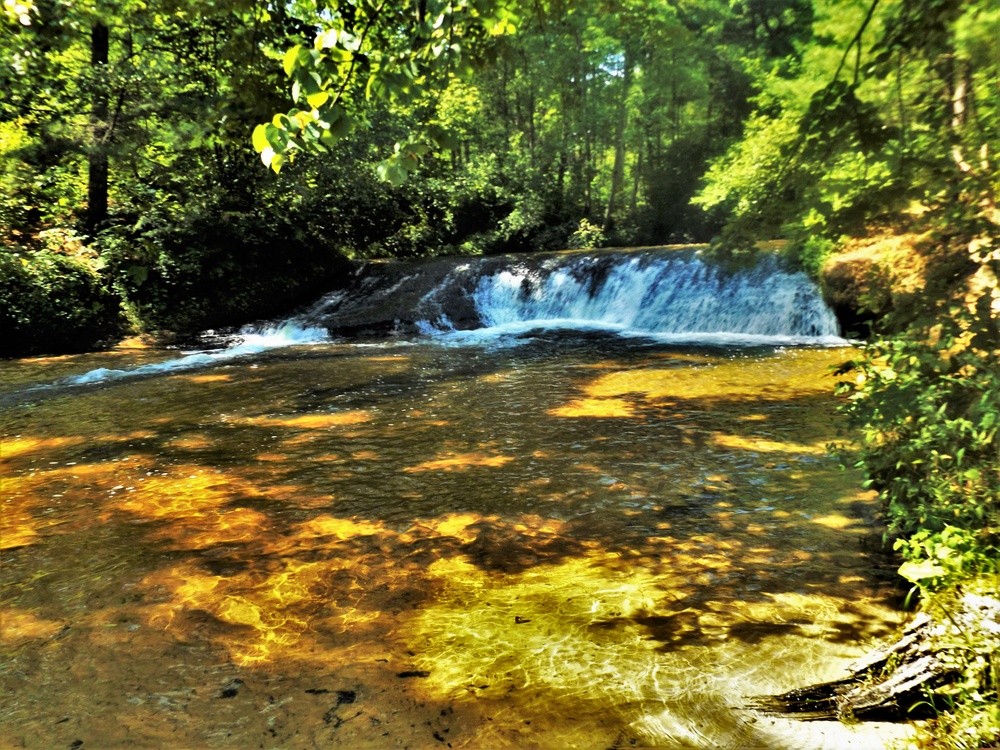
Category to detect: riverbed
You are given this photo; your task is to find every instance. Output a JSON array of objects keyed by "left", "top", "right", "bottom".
[{"left": 1, "top": 332, "right": 914, "bottom": 748}]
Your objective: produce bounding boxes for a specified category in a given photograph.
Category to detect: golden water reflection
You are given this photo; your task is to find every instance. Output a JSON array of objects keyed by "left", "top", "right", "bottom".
[{"left": 0, "top": 342, "right": 914, "bottom": 748}]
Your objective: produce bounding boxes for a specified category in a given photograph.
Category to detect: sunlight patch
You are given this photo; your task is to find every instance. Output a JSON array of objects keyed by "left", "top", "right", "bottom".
[
  {"left": 403, "top": 453, "right": 514, "bottom": 472},
  {"left": 548, "top": 397, "right": 637, "bottom": 418},
  {"left": 245, "top": 411, "right": 372, "bottom": 429}
]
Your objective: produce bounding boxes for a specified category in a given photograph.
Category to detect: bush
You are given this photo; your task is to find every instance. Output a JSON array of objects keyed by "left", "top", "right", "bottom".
[
  {"left": 99, "top": 206, "right": 353, "bottom": 334},
  {"left": 567, "top": 219, "right": 606, "bottom": 249},
  {"left": 837, "top": 300, "right": 1000, "bottom": 586},
  {"left": 0, "top": 248, "right": 127, "bottom": 357},
  {"left": 835, "top": 218, "right": 999, "bottom": 749}
]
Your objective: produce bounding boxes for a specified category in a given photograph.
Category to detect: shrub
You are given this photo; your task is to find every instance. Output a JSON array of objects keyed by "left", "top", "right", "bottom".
[
  {"left": 567, "top": 219, "right": 606, "bottom": 249},
  {"left": 0, "top": 247, "right": 127, "bottom": 357}
]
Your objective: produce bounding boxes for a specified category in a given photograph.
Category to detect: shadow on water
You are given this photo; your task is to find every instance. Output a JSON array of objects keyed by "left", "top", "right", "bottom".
[{"left": 0, "top": 335, "right": 911, "bottom": 749}]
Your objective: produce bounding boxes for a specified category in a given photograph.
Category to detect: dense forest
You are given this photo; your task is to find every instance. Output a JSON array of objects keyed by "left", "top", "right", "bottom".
[
  {"left": 1, "top": 0, "right": 995, "bottom": 343},
  {"left": 2, "top": 0, "right": 998, "bottom": 745}
]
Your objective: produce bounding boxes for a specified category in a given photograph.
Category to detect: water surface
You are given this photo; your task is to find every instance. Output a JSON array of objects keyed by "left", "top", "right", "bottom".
[{"left": 1, "top": 335, "right": 911, "bottom": 749}]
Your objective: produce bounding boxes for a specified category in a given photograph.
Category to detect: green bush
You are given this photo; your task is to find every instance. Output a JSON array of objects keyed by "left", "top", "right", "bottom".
[
  {"left": 567, "top": 219, "right": 607, "bottom": 249},
  {"left": 99, "top": 206, "right": 354, "bottom": 334},
  {"left": 0, "top": 248, "right": 127, "bottom": 357},
  {"left": 837, "top": 300, "right": 1000, "bottom": 587},
  {"left": 835, "top": 228, "right": 999, "bottom": 749}
]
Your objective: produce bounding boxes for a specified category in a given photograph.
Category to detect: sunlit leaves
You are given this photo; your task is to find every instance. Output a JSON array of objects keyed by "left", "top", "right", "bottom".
[
  {"left": 252, "top": 0, "right": 521, "bottom": 181},
  {"left": 4, "top": 0, "right": 33, "bottom": 25}
]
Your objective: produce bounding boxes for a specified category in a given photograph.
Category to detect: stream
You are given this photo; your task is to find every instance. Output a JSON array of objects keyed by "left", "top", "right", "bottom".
[{"left": 0, "top": 249, "right": 914, "bottom": 748}]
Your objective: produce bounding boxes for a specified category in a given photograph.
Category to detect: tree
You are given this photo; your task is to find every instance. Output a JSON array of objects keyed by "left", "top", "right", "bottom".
[{"left": 252, "top": 0, "right": 520, "bottom": 181}]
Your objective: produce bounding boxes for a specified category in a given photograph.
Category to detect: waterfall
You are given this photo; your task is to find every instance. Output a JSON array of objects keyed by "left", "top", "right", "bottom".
[
  {"left": 53, "top": 248, "right": 844, "bottom": 387},
  {"left": 410, "top": 251, "right": 843, "bottom": 346}
]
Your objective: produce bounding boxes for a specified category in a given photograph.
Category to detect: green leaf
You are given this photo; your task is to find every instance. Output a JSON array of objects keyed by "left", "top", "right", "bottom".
[
  {"left": 898, "top": 560, "right": 947, "bottom": 583},
  {"left": 325, "top": 47, "right": 352, "bottom": 63},
  {"left": 377, "top": 161, "right": 408, "bottom": 186},
  {"left": 283, "top": 45, "right": 301, "bottom": 77},
  {"left": 251, "top": 124, "right": 269, "bottom": 153},
  {"left": 306, "top": 90, "right": 330, "bottom": 108},
  {"left": 329, "top": 112, "right": 353, "bottom": 139},
  {"left": 264, "top": 123, "right": 289, "bottom": 151}
]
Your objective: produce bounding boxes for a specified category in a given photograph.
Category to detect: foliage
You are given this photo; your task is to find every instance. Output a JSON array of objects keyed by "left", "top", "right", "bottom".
[
  {"left": 837, "top": 231, "right": 999, "bottom": 582},
  {"left": 253, "top": 0, "right": 519, "bottom": 178},
  {"left": 695, "top": 0, "right": 999, "bottom": 256},
  {"left": 567, "top": 218, "right": 606, "bottom": 249},
  {"left": 0, "top": 244, "right": 126, "bottom": 355},
  {"left": 258, "top": 0, "right": 808, "bottom": 245},
  {"left": 902, "top": 585, "right": 1000, "bottom": 750},
  {"left": 0, "top": 0, "right": 368, "bottom": 347},
  {"left": 834, "top": 186, "right": 999, "bottom": 747}
]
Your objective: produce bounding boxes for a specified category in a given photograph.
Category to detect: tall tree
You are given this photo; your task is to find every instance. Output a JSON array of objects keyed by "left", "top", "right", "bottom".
[{"left": 87, "top": 20, "right": 109, "bottom": 231}]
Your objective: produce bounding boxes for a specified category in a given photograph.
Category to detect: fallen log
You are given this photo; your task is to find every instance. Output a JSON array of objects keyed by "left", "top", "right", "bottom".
[{"left": 747, "top": 592, "right": 1000, "bottom": 722}]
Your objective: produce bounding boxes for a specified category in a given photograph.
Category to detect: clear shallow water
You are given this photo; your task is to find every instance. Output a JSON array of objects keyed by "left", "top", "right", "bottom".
[{"left": 0, "top": 335, "right": 911, "bottom": 749}]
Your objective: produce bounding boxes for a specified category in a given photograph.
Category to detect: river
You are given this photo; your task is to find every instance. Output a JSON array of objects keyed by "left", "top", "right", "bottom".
[{"left": 0, "top": 249, "right": 914, "bottom": 748}]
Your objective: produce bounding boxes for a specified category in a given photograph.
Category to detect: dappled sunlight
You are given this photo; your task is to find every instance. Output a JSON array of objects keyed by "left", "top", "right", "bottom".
[
  {"left": 549, "top": 349, "right": 849, "bottom": 425},
  {"left": 403, "top": 512, "right": 489, "bottom": 543},
  {"left": 0, "top": 608, "right": 64, "bottom": 646},
  {"left": 403, "top": 452, "right": 515, "bottom": 472},
  {"left": 165, "top": 433, "right": 215, "bottom": 450},
  {"left": 404, "top": 554, "right": 667, "bottom": 700},
  {"left": 0, "top": 519, "right": 40, "bottom": 550},
  {"left": 107, "top": 471, "right": 238, "bottom": 517},
  {"left": 0, "top": 435, "right": 86, "bottom": 461},
  {"left": 401, "top": 541, "right": 900, "bottom": 746},
  {"left": 183, "top": 373, "right": 233, "bottom": 384},
  {"left": 296, "top": 514, "right": 384, "bottom": 540},
  {"left": 711, "top": 433, "right": 826, "bottom": 454},
  {"left": 0, "top": 340, "right": 907, "bottom": 748},
  {"left": 243, "top": 410, "right": 372, "bottom": 429},
  {"left": 549, "top": 396, "right": 637, "bottom": 418},
  {"left": 809, "top": 513, "right": 863, "bottom": 531},
  {"left": 141, "top": 560, "right": 336, "bottom": 665}
]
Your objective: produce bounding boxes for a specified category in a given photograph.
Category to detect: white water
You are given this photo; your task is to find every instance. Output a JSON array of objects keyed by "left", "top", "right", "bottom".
[
  {"left": 63, "top": 321, "right": 329, "bottom": 386},
  {"left": 56, "top": 250, "right": 845, "bottom": 387},
  {"left": 421, "top": 253, "right": 845, "bottom": 348}
]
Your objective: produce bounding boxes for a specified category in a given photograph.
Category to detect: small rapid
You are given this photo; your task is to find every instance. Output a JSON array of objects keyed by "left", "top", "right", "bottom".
[
  {"left": 61, "top": 321, "right": 329, "bottom": 386},
  {"left": 50, "top": 248, "right": 845, "bottom": 388}
]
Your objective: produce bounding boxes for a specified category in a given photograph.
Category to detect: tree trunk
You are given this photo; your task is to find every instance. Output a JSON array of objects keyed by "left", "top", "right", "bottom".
[
  {"left": 629, "top": 140, "right": 642, "bottom": 213},
  {"left": 747, "top": 593, "right": 1000, "bottom": 722},
  {"left": 602, "top": 48, "right": 632, "bottom": 233},
  {"left": 87, "top": 21, "right": 110, "bottom": 232},
  {"left": 583, "top": 57, "right": 593, "bottom": 217}
]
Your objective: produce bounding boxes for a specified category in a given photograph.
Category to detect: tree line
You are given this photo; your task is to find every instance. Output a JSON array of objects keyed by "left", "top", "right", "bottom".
[{"left": 2, "top": 0, "right": 825, "bottom": 346}]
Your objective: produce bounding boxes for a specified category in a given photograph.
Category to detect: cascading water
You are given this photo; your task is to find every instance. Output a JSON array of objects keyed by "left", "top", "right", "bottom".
[
  {"left": 61, "top": 320, "right": 330, "bottom": 386},
  {"left": 56, "top": 248, "right": 845, "bottom": 386},
  {"left": 413, "top": 251, "right": 842, "bottom": 345}
]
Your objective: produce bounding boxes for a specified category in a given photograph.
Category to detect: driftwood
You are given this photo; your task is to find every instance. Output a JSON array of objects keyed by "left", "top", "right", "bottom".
[{"left": 747, "top": 593, "right": 1000, "bottom": 722}]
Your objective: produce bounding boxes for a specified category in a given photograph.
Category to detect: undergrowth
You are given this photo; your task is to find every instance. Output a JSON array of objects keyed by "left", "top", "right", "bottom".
[{"left": 833, "top": 200, "right": 999, "bottom": 749}]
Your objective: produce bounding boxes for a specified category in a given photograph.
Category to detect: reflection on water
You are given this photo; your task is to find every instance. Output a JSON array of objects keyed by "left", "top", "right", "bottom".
[{"left": 0, "top": 337, "right": 913, "bottom": 748}]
